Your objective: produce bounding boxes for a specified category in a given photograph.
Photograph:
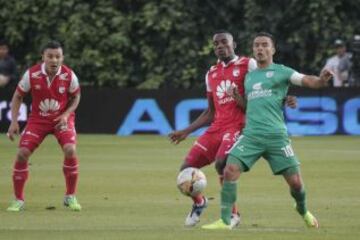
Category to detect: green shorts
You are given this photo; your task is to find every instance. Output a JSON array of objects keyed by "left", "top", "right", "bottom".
[{"left": 227, "top": 133, "right": 300, "bottom": 175}]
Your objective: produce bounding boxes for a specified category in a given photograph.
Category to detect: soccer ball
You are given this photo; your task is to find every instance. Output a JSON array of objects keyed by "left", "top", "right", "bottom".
[{"left": 177, "top": 167, "right": 207, "bottom": 197}]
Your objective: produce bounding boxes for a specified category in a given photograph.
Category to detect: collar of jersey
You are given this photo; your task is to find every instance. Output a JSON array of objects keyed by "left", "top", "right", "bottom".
[{"left": 219, "top": 55, "right": 239, "bottom": 68}]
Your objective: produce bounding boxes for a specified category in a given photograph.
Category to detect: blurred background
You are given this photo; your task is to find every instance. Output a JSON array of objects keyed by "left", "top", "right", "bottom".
[{"left": 1, "top": 0, "right": 360, "bottom": 136}]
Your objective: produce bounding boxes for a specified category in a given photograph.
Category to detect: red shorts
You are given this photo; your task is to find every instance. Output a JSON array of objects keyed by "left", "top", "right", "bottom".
[
  {"left": 19, "top": 119, "right": 77, "bottom": 152},
  {"left": 185, "top": 128, "right": 241, "bottom": 168}
]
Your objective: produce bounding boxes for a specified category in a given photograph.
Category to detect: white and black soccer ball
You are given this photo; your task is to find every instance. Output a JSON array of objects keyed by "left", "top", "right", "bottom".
[{"left": 177, "top": 167, "right": 207, "bottom": 197}]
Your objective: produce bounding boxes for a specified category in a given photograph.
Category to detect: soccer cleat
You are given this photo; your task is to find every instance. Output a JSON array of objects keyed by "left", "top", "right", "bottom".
[
  {"left": 7, "top": 199, "right": 25, "bottom": 212},
  {"left": 303, "top": 211, "right": 319, "bottom": 228},
  {"left": 184, "top": 197, "right": 208, "bottom": 226},
  {"left": 64, "top": 195, "right": 82, "bottom": 211},
  {"left": 201, "top": 219, "right": 232, "bottom": 230},
  {"left": 230, "top": 212, "right": 241, "bottom": 228}
]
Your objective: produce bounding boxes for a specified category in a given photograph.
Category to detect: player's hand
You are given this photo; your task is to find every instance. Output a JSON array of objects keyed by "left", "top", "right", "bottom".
[
  {"left": 7, "top": 122, "right": 20, "bottom": 141},
  {"left": 226, "top": 85, "right": 240, "bottom": 101},
  {"left": 320, "top": 68, "right": 333, "bottom": 83},
  {"left": 285, "top": 95, "right": 297, "bottom": 109},
  {"left": 168, "top": 130, "right": 189, "bottom": 145},
  {"left": 54, "top": 114, "right": 68, "bottom": 131}
]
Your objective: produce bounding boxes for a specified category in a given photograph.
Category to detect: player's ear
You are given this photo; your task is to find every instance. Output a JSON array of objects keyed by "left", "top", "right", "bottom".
[
  {"left": 271, "top": 46, "right": 276, "bottom": 55},
  {"left": 233, "top": 41, "right": 237, "bottom": 50}
]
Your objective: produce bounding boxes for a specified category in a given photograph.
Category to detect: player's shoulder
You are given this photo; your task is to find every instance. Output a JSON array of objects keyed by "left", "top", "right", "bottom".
[
  {"left": 61, "top": 64, "right": 74, "bottom": 73},
  {"left": 28, "top": 64, "right": 42, "bottom": 79},
  {"left": 273, "top": 63, "right": 294, "bottom": 71},
  {"left": 208, "top": 62, "right": 221, "bottom": 73},
  {"left": 234, "top": 56, "right": 250, "bottom": 66}
]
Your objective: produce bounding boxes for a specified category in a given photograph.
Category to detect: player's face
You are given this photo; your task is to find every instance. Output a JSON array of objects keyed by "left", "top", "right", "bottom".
[
  {"left": 42, "top": 48, "right": 64, "bottom": 76},
  {"left": 253, "top": 36, "right": 275, "bottom": 64},
  {"left": 213, "top": 33, "right": 235, "bottom": 61}
]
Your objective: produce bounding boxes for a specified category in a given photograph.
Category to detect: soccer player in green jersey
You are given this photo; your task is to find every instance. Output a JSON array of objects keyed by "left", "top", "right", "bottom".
[{"left": 202, "top": 32, "right": 332, "bottom": 230}]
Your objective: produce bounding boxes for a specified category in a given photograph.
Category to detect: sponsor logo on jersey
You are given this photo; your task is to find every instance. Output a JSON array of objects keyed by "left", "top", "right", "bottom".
[
  {"left": 248, "top": 82, "right": 272, "bottom": 100},
  {"left": 31, "top": 71, "right": 42, "bottom": 79},
  {"left": 39, "top": 98, "right": 60, "bottom": 116},
  {"left": 233, "top": 68, "right": 240, "bottom": 77},
  {"left": 59, "top": 72, "right": 69, "bottom": 81},
  {"left": 216, "top": 80, "right": 237, "bottom": 104},
  {"left": 34, "top": 84, "right": 41, "bottom": 90},
  {"left": 266, "top": 71, "right": 274, "bottom": 78}
]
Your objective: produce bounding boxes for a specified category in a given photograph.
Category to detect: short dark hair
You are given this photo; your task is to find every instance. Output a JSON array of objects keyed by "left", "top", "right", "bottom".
[
  {"left": 254, "top": 32, "right": 275, "bottom": 46},
  {"left": 41, "top": 40, "right": 63, "bottom": 54},
  {"left": 213, "top": 30, "right": 233, "bottom": 38}
]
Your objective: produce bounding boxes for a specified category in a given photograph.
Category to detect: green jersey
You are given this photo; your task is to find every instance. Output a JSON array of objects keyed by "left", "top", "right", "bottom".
[{"left": 243, "top": 63, "right": 298, "bottom": 136}]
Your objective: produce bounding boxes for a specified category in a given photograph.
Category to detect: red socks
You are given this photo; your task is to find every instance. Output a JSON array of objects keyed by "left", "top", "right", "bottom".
[
  {"left": 13, "top": 161, "right": 29, "bottom": 201},
  {"left": 63, "top": 157, "right": 79, "bottom": 195}
]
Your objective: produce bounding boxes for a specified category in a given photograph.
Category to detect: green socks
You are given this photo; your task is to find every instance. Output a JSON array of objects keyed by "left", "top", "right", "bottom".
[
  {"left": 291, "top": 188, "right": 307, "bottom": 215},
  {"left": 221, "top": 180, "right": 237, "bottom": 225}
]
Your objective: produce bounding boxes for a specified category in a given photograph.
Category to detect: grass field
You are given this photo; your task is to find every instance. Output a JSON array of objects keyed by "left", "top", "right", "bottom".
[{"left": 0, "top": 134, "right": 359, "bottom": 240}]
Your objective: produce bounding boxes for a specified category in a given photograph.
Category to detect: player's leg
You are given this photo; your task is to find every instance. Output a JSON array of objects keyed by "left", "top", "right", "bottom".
[
  {"left": 283, "top": 168, "right": 319, "bottom": 228},
  {"left": 266, "top": 137, "right": 318, "bottom": 228},
  {"left": 203, "top": 134, "right": 262, "bottom": 229},
  {"left": 7, "top": 123, "right": 47, "bottom": 211},
  {"left": 180, "top": 132, "right": 219, "bottom": 226},
  {"left": 214, "top": 130, "right": 241, "bottom": 227},
  {"left": 55, "top": 120, "right": 81, "bottom": 211}
]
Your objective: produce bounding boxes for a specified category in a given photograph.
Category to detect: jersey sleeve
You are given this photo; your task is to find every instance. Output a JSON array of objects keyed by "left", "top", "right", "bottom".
[
  {"left": 289, "top": 72, "right": 305, "bottom": 86},
  {"left": 16, "top": 70, "right": 31, "bottom": 96},
  {"left": 69, "top": 71, "right": 80, "bottom": 95},
  {"left": 248, "top": 58, "right": 257, "bottom": 72},
  {"left": 205, "top": 71, "right": 211, "bottom": 92},
  {"left": 280, "top": 65, "right": 304, "bottom": 86}
]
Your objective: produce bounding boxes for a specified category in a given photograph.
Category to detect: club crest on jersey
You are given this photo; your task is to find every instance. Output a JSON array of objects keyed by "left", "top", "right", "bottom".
[
  {"left": 212, "top": 72, "right": 217, "bottom": 78},
  {"left": 59, "top": 86, "right": 66, "bottom": 94},
  {"left": 233, "top": 68, "right": 240, "bottom": 77},
  {"left": 266, "top": 71, "right": 274, "bottom": 78},
  {"left": 59, "top": 72, "right": 69, "bottom": 81},
  {"left": 31, "top": 71, "right": 42, "bottom": 79}
]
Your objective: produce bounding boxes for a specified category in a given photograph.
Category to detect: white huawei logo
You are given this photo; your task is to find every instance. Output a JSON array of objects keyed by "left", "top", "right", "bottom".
[
  {"left": 216, "top": 80, "right": 236, "bottom": 99},
  {"left": 39, "top": 98, "right": 60, "bottom": 115}
]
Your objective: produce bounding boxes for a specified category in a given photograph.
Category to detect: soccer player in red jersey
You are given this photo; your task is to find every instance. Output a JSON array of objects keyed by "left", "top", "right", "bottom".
[
  {"left": 6, "top": 40, "right": 81, "bottom": 211},
  {"left": 169, "top": 30, "right": 255, "bottom": 227},
  {"left": 169, "top": 30, "right": 296, "bottom": 227}
]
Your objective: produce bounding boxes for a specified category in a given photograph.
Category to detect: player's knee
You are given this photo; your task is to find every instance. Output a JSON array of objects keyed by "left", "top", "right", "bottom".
[
  {"left": 63, "top": 144, "right": 77, "bottom": 158},
  {"left": 290, "top": 181, "right": 303, "bottom": 192},
  {"left": 17, "top": 148, "right": 31, "bottom": 162},
  {"left": 223, "top": 164, "right": 240, "bottom": 181},
  {"left": 215, "top": 158, "right": 226, "bottom": 175}
]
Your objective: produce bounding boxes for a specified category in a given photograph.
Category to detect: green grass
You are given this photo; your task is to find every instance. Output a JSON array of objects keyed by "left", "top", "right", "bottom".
[{"left": 0, "top": 134, "right": 359, "bottom": 240}]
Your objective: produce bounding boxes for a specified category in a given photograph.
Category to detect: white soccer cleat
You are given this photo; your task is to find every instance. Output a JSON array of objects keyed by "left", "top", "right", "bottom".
[
  {"left": 230, "top": 212, "right": 241, "bottom": 228},
  {"left": 184, "top": 197, "right": 208, "bottom": 227}
]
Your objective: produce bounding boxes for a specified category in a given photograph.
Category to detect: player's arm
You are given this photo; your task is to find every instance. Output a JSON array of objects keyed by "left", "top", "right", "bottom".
[
  {"left": 229, "top": 86, "right": 246, "bottom": 110},
  {"left": 168, "top": 94, "right": 214, "bottom": 144},
  {"left": 7, "top": 70, "right": 30, "bottom": 141},
  {"left": 291, "top": 69, "right": 333, "bottom": 89},
  {"left": 7, "top": 90, "right": 24, "bottom": 141}
]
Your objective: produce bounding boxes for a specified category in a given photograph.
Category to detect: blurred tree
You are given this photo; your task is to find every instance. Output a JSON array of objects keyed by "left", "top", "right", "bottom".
[{"left": 0, "top": 0, "right": 359, "bottom": 88}]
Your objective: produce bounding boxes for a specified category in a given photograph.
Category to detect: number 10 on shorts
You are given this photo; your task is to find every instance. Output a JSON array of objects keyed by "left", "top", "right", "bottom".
[{"left": 281, "top": 144, "right": 294, "bottom": 157}]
